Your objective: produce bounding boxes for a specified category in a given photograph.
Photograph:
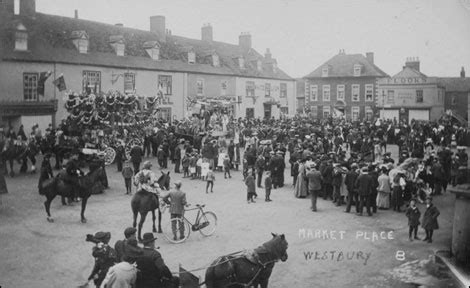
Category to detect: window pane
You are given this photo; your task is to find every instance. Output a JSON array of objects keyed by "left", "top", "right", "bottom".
[
  {"left": 265, "top": 83, "right": 271, "bottom": 97},
  {"left": 83, "top": 71, "right": 101, "bottom": 94},
  {"left": 124, "top": 73, "right": 135, "bottom": 93},
  {"left": 280, "top": 83, "right": 287, "bottom": 98}
]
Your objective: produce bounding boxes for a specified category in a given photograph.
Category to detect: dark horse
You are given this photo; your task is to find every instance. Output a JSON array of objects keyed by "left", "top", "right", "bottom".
[
  {"left": 39, "top": 167, "right": 106, "bottom": 223},
  {"left": 131, "top": 171, "right": 170, "bottom": 242},
  {"left": 204, "top": 233, "right": 288, "bottom": 288}
]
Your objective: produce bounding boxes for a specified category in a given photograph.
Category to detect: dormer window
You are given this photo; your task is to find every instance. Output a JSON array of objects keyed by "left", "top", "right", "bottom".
[
  {"left": 109, "top": 35, "right": 125, "bottom": 56},
  {"left": 71, "top": 31, "right": 89, "bottom": 54},
  {"left": 322, "top": 66, "right": 329, "bottom": 77},
  {"left": 188, "top": 50, "right": 196, "bottom": 64},
  {"left": 353, "top": 64, "right": 362, "bottom": 76},
  {"left": 238, "top": 57, "right": 245, "bottom": 69},
  {"left": 15, "top": 23, "right": 28, "bottom": 51},
  {"left": 143, "top": 41, "right": 160, "bottom": 60},
  {"left": 212, "top": 54, "right": 220, "bottom": 67}
]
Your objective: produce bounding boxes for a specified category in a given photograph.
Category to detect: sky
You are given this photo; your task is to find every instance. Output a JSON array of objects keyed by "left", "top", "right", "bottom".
[{"left": 35, "top": 0, "right": 470, "bottom": 78}]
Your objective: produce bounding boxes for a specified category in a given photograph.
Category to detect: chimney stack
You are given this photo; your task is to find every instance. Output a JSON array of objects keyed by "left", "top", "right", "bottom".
[
  {"left": 74, "top": 9, "right": 78, "bottom": 19},
  {"left": 20, "top": 0, "right": 36, "bottom": 17},
  {"left": 366, "top": 52, "right": 374, "bottom": 64},
  {"left": 264, "top": 48, "right": 272, "bottom": 60},
  {"left": 150, "top": 15, "right": 166, "bottom": 42},
  {"left": 405, "top": 57, "right": 420, "bottom": 72},
  {"left": 461, "top": 67, "right": 466, "bottom": 78},
  {"left": 0, "top": 0, "right": 14, "bottom": 15},
  {"left": 201, "top": 23, "right": 213, "bottom": 42},
  {"left": 239, "top": 32, "right": 252, "bottom": 50}
]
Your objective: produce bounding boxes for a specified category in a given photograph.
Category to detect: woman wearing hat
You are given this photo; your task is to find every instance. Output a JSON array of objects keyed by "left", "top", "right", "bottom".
[{"left": 85, "top": 232, "right": 116, "bottom": 288}]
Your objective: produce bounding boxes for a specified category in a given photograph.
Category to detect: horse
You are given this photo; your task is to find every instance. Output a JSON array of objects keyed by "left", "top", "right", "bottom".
[
  {"left": 204, "top": 233, "right": 288, "bottom": 288},
  {"left": 39, "top": 167, "right": 107, "bottom": 223},
  {"left": 130, "top": 171, "right": 170, "bottom": 242}
]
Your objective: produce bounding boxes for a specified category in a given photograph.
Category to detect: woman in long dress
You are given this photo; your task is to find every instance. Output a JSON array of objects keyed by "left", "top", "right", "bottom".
[
  {"left": 377, "top": 167, "right": 391, "bottom": 209},
  {"left": 294, "top": 160, "right": 308, "bottom": 198}
]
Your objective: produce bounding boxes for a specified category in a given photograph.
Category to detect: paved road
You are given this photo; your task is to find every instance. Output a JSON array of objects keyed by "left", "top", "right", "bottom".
[{"left": 0, "top": 146, "right": 458, "bottom": 288}]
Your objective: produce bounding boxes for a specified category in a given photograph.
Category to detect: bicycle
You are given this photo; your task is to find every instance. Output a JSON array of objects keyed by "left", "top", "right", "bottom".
[{"left": 161, "top": 203, "right": 217, "bottom": 244}]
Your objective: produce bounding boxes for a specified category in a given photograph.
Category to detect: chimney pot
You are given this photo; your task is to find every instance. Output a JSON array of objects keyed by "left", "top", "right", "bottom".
[
  {"left": 150, "top": 15, "right": 166, "bottom": 42},
  {"left": 74, "top": 9, "right": 78, "bottom": 19},
  {"left": 461, "top": 67, "right": 466, "bottom": 78},
  {"left": 405, "top": 57, "right": 420, "bottom": 72}
]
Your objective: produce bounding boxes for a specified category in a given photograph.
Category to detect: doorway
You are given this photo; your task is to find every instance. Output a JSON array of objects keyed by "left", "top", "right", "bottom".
[{"left": 263, "top": 104, "right": 272, "bottom": 119}]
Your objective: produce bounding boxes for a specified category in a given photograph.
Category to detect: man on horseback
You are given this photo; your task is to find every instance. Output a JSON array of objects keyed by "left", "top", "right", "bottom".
[{"left": 63, "top": 153, "right": 84, "bottom": 202}]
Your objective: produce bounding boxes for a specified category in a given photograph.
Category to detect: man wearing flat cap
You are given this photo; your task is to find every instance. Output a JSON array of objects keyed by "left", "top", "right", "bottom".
[{"left": 135, "top": 232, "right": 176, "bottom": 288}]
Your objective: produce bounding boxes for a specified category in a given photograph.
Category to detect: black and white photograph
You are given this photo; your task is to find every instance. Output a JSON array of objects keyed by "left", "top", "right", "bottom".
[{"left": 1, "top": 0, "right": 470, "bottom": 287}]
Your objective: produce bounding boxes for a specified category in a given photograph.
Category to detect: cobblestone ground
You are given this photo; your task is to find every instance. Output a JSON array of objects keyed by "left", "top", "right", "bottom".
[{"left": 0, "top": 145, "right": 458, "bottom": 288}]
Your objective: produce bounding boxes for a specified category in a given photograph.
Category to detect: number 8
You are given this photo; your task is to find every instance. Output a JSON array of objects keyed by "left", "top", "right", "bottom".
[{"left": 396, "top": 251, "right": 405, "bottom": 261}]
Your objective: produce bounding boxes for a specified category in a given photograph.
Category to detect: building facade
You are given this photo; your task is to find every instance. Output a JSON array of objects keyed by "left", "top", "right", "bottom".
[
  {"left": 0, "top": 0, "right": 294, "bottom": 132},
  {"left": 377, "top": 58, "right": 445, "bottom": 123},
  {"left": 303, "top": 51, "right": 388, "bottom": 120},
  {"left": 438, "top": 70, "right": 470, "bottom": 123}
]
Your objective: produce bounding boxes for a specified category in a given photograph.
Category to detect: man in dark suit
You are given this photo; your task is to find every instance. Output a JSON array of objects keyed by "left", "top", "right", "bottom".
[
  {"left": 136, "top": 233, "right": 177, "bottom": 288},
  {"left": 322, "top": 160, "right": 334, "bottom": 200},
  {"left": 305, "top": 163, "right": 322, "bottom": 212},
  {"left": 130, "top": 144, "right": 144, "bottom": 175},
  {"left": 355, "top": 167, "right": 374, "bottom": 216},
  {"left": 162, "top": 181, "right": 187, "bottom": 241},
  {"left": 344, "top": 163, "right": 359, "bottom": 213}
]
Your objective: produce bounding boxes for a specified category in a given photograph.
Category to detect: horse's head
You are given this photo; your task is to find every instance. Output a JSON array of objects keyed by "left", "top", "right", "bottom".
[
  {"left": 266, "top": 233, "right": 288, "bottom": 262},
  {"left": 157, "top": 171, "right": 170, "bottom": 190}
]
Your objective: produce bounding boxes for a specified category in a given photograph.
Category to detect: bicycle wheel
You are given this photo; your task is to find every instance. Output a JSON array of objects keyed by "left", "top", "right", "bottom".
[
  {"left": 197, "top": 211, "right": 217, "bottom": 236},
  {"left": 162, "top": 217, "right": 190, "bottom": 244}
]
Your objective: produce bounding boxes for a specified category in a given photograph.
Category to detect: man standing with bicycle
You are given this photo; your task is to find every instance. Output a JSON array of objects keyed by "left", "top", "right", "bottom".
[{"left": 162, "top": 180, "right": 187, "bottom": 241}]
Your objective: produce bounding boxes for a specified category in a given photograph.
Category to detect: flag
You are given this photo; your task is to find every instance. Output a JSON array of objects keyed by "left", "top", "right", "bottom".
[
  {"left": 53, "top": 75, "right": 67, "bottom": 91},
  {"left": 179, "top": 265, "right": 200, "bottom": 288},
  {"left": 37, "top": 71, "right": 52, "bottom": 96}
]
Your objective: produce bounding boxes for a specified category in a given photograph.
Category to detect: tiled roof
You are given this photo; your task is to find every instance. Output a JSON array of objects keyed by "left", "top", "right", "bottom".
[
  {"left": 437, "top": 77, "right": 470, "bottom": 92},
  {"left": 304, "top": 53, "right": 388, "bottom": 78},
  {"left": 392, "top": 67, "right": 428, "bottom": 79},
  {"left": 0, "top": 12, "right": 292, "bottom": 80}
]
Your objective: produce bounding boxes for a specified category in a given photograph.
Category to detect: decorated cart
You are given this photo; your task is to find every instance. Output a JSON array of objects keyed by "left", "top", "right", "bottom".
[{"left": 63, "top": 90, "right": 163, "bottom": 165}]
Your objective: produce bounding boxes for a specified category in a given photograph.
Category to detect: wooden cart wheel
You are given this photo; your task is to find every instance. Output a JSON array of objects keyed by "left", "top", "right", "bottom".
[{"left": 103, "top": 147, "right": 116, "bottom": 165}]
